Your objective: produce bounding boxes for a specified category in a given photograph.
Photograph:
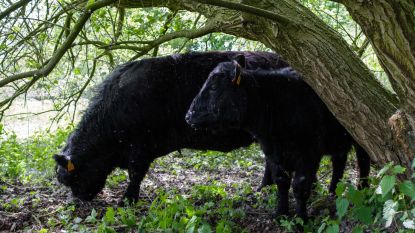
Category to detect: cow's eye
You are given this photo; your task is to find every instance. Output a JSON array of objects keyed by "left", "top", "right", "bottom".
[{"left": 210, "top": 83, "right": 217, "bottom": 90}]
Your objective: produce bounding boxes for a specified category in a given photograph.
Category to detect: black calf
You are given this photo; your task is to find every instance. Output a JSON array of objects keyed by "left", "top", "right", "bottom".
[{"left": 186, "top": 55, "right": 370, "bottom": 219}]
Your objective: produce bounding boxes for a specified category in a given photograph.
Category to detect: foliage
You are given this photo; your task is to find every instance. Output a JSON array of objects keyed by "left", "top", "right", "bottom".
[
  {"left": 1, "top": 125, "right": 415, "bottom": 232},
  {"left": 0, "top": 123, "right": 71, "bottom": 183},
  {"left": 316, "top": 162, "right": 415, "bottom": 233}
]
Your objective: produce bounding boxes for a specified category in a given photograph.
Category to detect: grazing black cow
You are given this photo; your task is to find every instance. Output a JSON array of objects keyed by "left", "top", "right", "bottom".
[
  {"left": 185, "top": 55, "right": 370, "bottom": 220},
  {"left": 54, "top": 51, "right": 293, "bottom": 202}
]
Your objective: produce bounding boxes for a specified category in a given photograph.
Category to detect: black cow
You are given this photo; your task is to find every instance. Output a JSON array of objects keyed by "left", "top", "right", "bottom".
[
  {"left": 54, "top": 51, "right": 292, "bottom": 202},
  {"left": 186, "top": 55, "right": 370, "bottom": 220}
]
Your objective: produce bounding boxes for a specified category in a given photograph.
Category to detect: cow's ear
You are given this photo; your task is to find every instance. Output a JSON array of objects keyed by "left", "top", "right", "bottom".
[
  {"left": 232, "top": 60, "right": 242, "bottom": 86},
  {"left": 233, "top": 54, "right": 246, "bottom": 68},
  {"left": 54, "top": 154, "right": 75, "bottom": 172}
]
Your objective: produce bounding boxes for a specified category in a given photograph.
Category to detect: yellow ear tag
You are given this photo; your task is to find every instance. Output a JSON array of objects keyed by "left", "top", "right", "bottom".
[
  {"left": 67, "top": 160, "right": 75, "bottom": 172},
  {"left": 236, "top": 74, "right": 241, "bottom": 85}
]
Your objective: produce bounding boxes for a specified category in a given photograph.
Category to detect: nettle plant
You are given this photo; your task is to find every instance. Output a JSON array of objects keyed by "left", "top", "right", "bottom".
[{"left": 321, "top": 159, "right": 415, "bottom": 233}]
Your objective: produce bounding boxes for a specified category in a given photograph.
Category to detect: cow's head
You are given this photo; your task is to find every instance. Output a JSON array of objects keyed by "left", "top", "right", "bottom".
[
  {"left": 186, "top": 54, "right": 249, "bottom": 130},
  {"left": 54, "top": 137, "right": 109, "bottom": 201}
]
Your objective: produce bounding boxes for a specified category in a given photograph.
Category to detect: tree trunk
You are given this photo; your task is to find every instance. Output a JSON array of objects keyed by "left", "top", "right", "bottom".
[
  {"left": 124, "top": 0, "right": 415, "bottom": 175},
  {"left": 336, "top": 0, "right": 415, "bottom": 173}
]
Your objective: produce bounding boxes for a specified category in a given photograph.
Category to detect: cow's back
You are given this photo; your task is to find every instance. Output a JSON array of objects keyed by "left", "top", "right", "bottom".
[{"left": 79, "top": 51, "right": 287, "bottom": 157}]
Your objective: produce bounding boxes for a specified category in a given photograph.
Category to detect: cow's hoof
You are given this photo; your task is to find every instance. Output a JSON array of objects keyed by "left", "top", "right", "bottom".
[{"left": 118, "top": 195, "right": 139, "bottom": 206}]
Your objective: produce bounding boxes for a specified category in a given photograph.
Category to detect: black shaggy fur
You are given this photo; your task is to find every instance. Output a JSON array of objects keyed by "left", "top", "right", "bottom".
[
  {"left": 54, "top": 51, "right": 292, "bottom": 202},
  {"left": 186, "top": 55, "right": 370, "bottom": 220}
]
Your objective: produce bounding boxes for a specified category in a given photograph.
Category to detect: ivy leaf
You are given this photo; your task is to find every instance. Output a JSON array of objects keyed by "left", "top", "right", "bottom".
[
  {"left": 383, "top": 200, "right": 398, "bottom": 228},
  {"left": 336, "top": 198, "right": 349, "bottom": 220},
  {"left": 380, "top": 175, "right": 395, "bottom": 197},
  {"left": 399, "top": 181, "right": 415, "bottom": 201}
]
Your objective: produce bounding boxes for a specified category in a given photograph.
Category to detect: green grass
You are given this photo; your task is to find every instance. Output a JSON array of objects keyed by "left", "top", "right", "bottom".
[{"left": 0, "top": 124, "right": 414, "bottom": 232}]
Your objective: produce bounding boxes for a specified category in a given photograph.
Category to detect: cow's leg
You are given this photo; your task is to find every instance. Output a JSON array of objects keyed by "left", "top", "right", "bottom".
[
  {"left": 257, "top": 158, "right": 274, "bottom": 191},
  {"left": 122, "top": 148, "right": 154, "bottom": 203},
  {"left": 269, "top": 161, "right": 291, "bottom": 216},
  {"left": 329, "top": 151, "right": 348, "bottom": 194},
  {"left": 292, "top": 154, "right": 321, "bottom": 220},
  {"left": 355, "top": 144, "right": 370, "bottom": 189},
  {"left": 260, "top": 141, "right": 291, "bottom": 216}
]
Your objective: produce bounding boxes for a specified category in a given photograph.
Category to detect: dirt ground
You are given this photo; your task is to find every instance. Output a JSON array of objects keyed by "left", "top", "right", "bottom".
[{"left": 0, "top": 150, "right": 362, "bottom": 233}]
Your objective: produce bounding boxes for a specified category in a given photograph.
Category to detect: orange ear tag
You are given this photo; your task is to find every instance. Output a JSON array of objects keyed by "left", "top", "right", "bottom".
[
  {"left": 236, "top": 74, "right": 241, "bottom": 85},
  {"left": 67, "top": 160, "right": 75, "bottom": 172}
]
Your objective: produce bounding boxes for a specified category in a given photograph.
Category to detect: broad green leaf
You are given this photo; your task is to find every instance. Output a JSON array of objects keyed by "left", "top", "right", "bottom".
[
  {"left": 336, "top": 198, "right": 349, "bottom": 219},
  {"left": 380, "top": 175, "right": 396, "bottom": 197},
  {"left": 353, "top": 206, "right": 373, "bottom": 224},
  {"left": 198, "top": 224, "right": 212, "bottom": 233},
  {"left": 325, "top": 223, "right": 339, "bottom": 233},
  {"left": 335, "top": 182, "right": 346, "bottom": 197},
  {"left": 377, "top": 163, "right": 393, "bottom": 177},
  {"left": 347, "top": 187, "right": 364, "bottom": 206},
  {"left": 383, "top": 200, "right": 398, "bottom": 228},
  {"left": 392, "top": 165, "right": 406, "bottom": 175},
  {"left": 399, "top": 181, "right": 415, "bottom": 201}
]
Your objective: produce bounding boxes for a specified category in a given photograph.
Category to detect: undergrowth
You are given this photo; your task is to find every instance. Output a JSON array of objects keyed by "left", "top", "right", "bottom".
[{"left": 0, "top": 124, "right": 414, "bottom": 232}]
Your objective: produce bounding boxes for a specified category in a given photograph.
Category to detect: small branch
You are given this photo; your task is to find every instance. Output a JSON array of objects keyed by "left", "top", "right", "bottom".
[
  {"left": 357, "top": 38, "right": 370, "bottom": 58},
  {"left": 129, "top": 21, "right": 218, "bottom": 61},
  {"left": 194, "top": 0, "right": 293, "bottom": 25},
  {"left": 0, "top": 0, "right": 32, "bottom": 21},
  {"left": 0, "top": 0, "right": 116, "bottom": 88}
]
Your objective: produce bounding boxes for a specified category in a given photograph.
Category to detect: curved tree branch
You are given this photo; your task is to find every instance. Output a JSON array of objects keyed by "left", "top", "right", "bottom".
[
  {"left": 0, "top": 0, "right": 32, "bottom": 21},
  {"left": 0, "top": 0, "right": 117, "bottom": 88}
]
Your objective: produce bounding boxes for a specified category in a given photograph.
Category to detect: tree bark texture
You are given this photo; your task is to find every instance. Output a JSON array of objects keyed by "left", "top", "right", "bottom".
[{"left": 336, "top": 0, "right": 415, "bottom": 173}]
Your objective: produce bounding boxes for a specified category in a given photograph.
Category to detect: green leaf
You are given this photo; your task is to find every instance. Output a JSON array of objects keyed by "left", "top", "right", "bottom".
[
  {"left": 392, "top": 165, "right": 406, "bottom": 174},
  {"left": 353, "top": 206, "right": 373, "bottom": 224},
  {"left": 198, "top": 224, "right": 212, "bottom": 233},
  {"left": 325, "top": 223, "right": 339, "bottom": 233},
  {"left": 336, "top": 198, "right": 349, "bottom": 220},
  {"left": 74, "top": 67, "right": 81, "bottom": 75},
  {"left": 347, "top": 187, "right": 364, "bottom": 206},
  {"left": 380, "top": 175, "right": 396, "bottom": 197},
  {"left": 352, "top": 226, "right": 363, "bottom": 233},
  {"left": 86, "top": 0, "right": 95, "bottom": 8},
  {"left": 383, "top": 200, "right": 398, "bottom": 227},
  {"left": 335, "top": 182, "right": 346, "bottom": 197},
  {"left": 317, "top": 222, "right": 326, "bottom": 233},
  {"left": 377, "top": 163, "right": 392, "bottom": 177},
  {"left": 400, "top": 181, "right": 415, "bottom": 201},
  {"left": 186, "top": 216, "right": 198, "bottom": 233},
  {"left": 104, "top": 207, "right": 115, "bottom": 225}
]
